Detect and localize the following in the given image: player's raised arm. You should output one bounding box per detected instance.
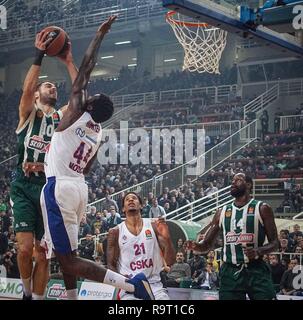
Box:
[152,218,175,266]
[186,208,221,254]
[17,31,52,130]
[68,15,117,114]
[57,41,78,85]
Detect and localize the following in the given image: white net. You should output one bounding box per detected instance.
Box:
[166,11,227,74]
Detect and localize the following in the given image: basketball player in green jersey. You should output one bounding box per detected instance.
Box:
[187,173,279,300]
[10,31,78,300]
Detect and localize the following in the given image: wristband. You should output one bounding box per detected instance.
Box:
[33,48,45,66]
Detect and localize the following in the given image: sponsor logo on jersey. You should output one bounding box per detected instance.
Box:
[28,135,49,152]
[225,231,254,245]
[52,112,59,120]
[145,229,152,239]
[130,258,153,271]
[86,120,100,133]
[20,222,29,227]
[76,127,86,138]
[122,235,127,241]
[225,209,232,218]
[47,283,67,300]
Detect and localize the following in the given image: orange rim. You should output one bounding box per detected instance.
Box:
[166,11,209,28]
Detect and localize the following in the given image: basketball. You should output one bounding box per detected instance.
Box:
[41,26,69,57]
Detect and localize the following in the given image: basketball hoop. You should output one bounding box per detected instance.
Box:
[166,11,227,74]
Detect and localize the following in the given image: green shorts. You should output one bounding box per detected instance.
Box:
[10,178,45,241]
[219,260,276,300]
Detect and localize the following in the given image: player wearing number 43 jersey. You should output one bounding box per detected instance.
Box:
[40,16,155,300]
[107,192,176,300]
[186,173,279,300]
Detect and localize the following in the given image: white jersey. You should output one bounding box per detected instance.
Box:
[45,112,102,180]
[117,218,163,284]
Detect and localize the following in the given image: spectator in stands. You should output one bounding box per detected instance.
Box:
[107,206,122,229]
[158,193,170,208]
[149,198,166,218]
[204,182,218,197]
[269,254,286,289]
[78,215,91,240]
[102,193,119,212]
[260,110,269,140]
[279,239,293,263]
[78,234,95,261]
[3,247,19,279]
[187,251,206,278]
[207,250,219,273]
[279,229,295,252]
[289,224,303,241]
[177,193,190,207]
[0,232,8,255]
[274,112,281,133]
[294,246,303,262]
[0,204,10,234]
[191,262,219,290]
[263,254,270,264]
[141,197,151,218]
[163,202,171,214]
[279,257,302,296]
[293,184,303,212]
[165,252,191,288]
[86,205,97,226]
[147,192,154,206]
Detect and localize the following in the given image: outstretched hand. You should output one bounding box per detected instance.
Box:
[35,31,53,51]
[98,15,117,35]
[57,40,73,64]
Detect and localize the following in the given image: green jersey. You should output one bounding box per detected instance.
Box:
[219,198,266,265]
[15,105,63,181]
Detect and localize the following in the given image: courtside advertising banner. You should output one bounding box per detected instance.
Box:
[79,281,116,300]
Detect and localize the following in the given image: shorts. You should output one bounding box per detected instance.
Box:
[119,281,169,300]
[40,176,88,259]
[10,178,45,240]
[219,260,276,300]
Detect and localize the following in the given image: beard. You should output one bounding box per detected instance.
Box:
[231,186,246,198]
[39,93,57,107]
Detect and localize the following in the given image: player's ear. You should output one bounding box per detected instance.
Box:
[34,91,39,100]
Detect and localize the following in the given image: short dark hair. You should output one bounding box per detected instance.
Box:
[35,81,55,91]
[122,192,143,207]
[88,93,114,123]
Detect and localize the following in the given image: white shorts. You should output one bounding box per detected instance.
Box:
[119,281,169,300]
[40,176,88,259]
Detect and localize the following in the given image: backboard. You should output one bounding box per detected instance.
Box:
[162,0,303,57]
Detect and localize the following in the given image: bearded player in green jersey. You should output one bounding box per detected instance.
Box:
[9,31,78,300]
[187,173,279,300]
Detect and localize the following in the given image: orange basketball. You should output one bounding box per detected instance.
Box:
[41,26,69,57]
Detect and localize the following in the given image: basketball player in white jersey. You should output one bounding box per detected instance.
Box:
[10,31,78,300]
[107,192,176,300]
[40,16,154,300]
